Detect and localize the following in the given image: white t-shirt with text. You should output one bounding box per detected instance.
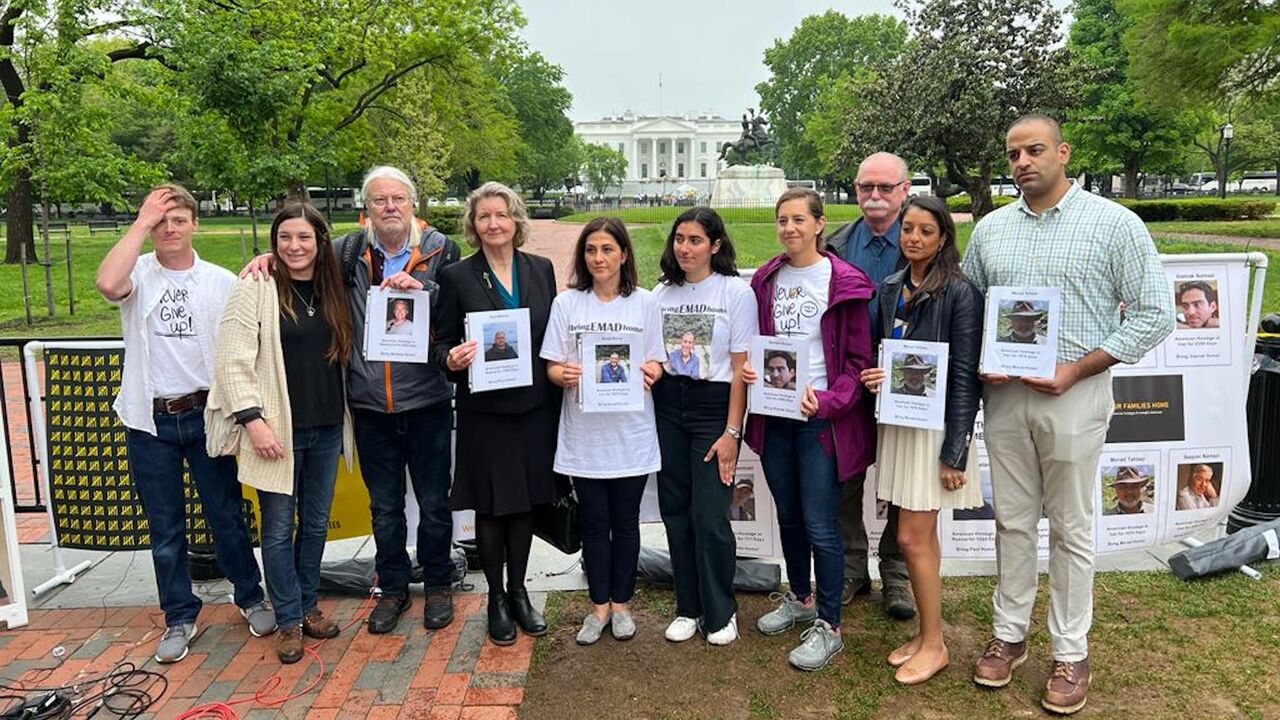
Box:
[772,258,831,391]
[539,288,666,478]
[651,274,757,383]
[148,267,212,397]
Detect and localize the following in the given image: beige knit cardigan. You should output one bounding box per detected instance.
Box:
[205,277,354,495]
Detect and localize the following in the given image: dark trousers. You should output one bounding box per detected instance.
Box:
[654,377,737,631]
[352,402,454,594]
[574,475,647,605]
[759,417,844,627]
[126,409,264,627]
[839,474,909,589]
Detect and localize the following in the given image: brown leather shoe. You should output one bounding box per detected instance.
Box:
[277,625,304,664]
[302,609,340,639]
[1042,657,1091,715]
[973,637,1028,687]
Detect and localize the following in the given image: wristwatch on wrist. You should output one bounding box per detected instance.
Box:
[724,425,742,440]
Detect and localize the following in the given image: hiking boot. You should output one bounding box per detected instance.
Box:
[276,625,304,664]
[302,609,340,639]
[665,616,699,642]
[1042,657,1091,715]
[155,622,197,663]
[788,619,843,671]
[973,637,1028,688]
[756,591,818,636]
[840,578,872,606]
[611,610,636,640]
[576,612,610,645]
[706,614,738,646]
[241,601,277,637]
[424,588,454,630]
[509,587,548,636]
[882,584,916,620]
[367,592,410,634]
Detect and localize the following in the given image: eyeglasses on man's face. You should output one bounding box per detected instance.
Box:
[855,181,906,196]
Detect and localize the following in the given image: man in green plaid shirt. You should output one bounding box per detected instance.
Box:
[962,114,1173,715]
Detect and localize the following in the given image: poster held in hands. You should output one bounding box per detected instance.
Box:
[876,338,948,430]
[748,335,808,421]
[579,331,644,413]
[364,287,430,363]
[466,308,532,393]
[980,286,1060,378]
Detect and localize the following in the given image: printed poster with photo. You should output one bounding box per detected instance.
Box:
[1167,448,1230,539]
[748,335,808,420]
[1165,266,1231,367]
[364,287,430,363]
[466,308,533,393]
[729,448,777,558]
[876,339,948,431]
[1096,451,1161,552]
[661,310,714,380]
[980,286,1060,378]
[578,331,644,413]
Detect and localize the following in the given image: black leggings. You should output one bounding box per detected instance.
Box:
[474,512,534,593]
[574,475,648,605]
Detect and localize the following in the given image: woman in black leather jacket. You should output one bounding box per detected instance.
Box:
[859,195,984,685]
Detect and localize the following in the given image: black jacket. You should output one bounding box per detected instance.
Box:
[872,269,984,470]
[431,248,561,414]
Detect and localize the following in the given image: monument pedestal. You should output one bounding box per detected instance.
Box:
[710,165,788,207]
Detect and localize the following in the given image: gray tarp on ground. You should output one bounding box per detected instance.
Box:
[637,545,781,593]
[1168,517,1280,580]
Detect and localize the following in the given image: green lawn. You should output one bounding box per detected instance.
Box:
[1146,219,1280,239]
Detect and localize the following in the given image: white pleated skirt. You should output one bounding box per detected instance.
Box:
[875,424,983,512]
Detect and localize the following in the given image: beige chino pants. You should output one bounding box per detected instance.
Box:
[983,371,1113,662]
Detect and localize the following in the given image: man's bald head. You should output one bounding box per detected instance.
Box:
[858,152,910,183]
[1009,113,1065,144]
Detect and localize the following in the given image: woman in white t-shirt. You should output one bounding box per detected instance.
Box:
[742,188,877,672]
[651,207,758,647]
[540,216,665,646]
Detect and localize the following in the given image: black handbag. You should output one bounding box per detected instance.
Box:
[533,473,581,554]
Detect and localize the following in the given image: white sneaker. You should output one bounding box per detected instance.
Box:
[706,614,738,646]
[665,616,699,642]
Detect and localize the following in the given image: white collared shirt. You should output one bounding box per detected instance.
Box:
[107,251,235,435]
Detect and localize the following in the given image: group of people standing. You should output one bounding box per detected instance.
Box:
[97,113,1172,716]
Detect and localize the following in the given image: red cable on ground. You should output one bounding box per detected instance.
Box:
[174,590,379,720]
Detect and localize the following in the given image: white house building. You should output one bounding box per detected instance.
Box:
[573,112,744,196]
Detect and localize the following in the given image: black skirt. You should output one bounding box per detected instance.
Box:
[450,400,559,516]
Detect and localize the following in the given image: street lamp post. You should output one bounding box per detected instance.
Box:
[1220,123,1234,199]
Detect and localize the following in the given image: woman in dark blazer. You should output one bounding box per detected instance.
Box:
[431,182,560,646]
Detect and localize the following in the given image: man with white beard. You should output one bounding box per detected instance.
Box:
[824,151,914,620]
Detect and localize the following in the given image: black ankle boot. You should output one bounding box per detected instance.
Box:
[487,591,517,645]
[509,587,548,636]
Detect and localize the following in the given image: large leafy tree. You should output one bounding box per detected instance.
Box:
[840,0,1080,218]
[756,11,906,182]
[1064,0,1198,197]
[580,143,627,197]
[501,47,578,199]
[1122,0,1280,107]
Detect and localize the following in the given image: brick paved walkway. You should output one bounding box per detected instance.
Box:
[0,595,531,719]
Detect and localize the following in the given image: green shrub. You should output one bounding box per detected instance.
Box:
[944,195,1016,213]
[424,205,464,234]
[1115,198,1276,221]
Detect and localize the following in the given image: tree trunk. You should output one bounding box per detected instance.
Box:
[464,168,481,192]
[1124,162,1140,199]
[1275,153,1279,197]
[285,180,308,202]
[968,176,995,220]
[4,164,35,264]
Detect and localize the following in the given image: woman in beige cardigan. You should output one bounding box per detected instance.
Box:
[207,203,354,664]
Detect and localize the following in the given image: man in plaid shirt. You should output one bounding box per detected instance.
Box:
[962,114,1173,715]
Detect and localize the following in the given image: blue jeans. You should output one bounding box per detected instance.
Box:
[352,402,454,594]
[126,409,265,627]
[258,424,342,627]
[759,417,844,626]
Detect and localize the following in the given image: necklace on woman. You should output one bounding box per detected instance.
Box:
[291,284,317,317]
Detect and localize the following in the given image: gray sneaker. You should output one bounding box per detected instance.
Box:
[576,612,610,645]
[756,591,818,636]
[155,622,197,663]
[611,610,636,641]
[241,601,278,637]
[788,619,843,671]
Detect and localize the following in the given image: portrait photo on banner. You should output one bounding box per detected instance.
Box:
[995,299,1050,345]
[1174,461,1224,512]
[1100,464,1156,516]
[662,312,713,380]
[1173,277,1221,331]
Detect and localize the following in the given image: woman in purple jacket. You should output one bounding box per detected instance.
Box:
[743,187,876,671]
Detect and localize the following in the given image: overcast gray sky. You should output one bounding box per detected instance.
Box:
[516,0,900,121]
[517,1,1074,122]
